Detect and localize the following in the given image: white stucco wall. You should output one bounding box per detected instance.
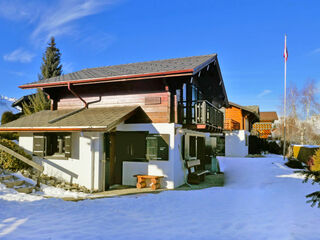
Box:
[19,132,104,191]
[19,123,214,191]
[119,124,209,189]
[225,130,249,157]
[118,123,177,189]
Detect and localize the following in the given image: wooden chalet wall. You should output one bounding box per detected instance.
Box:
[225,106,244,130]
[46,79,171,123]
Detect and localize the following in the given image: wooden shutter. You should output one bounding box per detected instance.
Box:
[146,136,157,160]
[181,135,185,160]
[146,134,169,161]
[33,133,46,157]
[64,134,72,158]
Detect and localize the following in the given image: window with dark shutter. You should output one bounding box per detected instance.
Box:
[64,135,72,158]
[33,132,72,159]
[33,133,46,157]
[146,134,169,161]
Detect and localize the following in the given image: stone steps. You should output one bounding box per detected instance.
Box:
[0,170,35,194]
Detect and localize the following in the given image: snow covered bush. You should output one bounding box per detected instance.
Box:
[0,137,31,171]
[299,148,320,207]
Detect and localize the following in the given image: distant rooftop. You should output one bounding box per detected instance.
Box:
[260,112,278,122]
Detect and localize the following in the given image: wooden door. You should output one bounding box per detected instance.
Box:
[113,132,146,185]
[197,137,205,169]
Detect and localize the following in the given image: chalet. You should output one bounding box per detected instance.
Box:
[223,102,260,157]
[0,54,228,191]
[252,111,278,138]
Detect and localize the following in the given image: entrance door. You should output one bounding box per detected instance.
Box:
[197,136,206,169]
[113,132,147,185]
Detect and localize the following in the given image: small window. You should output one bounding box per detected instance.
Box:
[33,133,72,158]
[189,136,196,158]
[146,134,169,161]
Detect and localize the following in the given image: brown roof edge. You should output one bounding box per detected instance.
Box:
[0,127,109,132]
[19,69,194,89]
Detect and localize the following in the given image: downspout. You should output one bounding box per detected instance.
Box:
[91,136,95,192]
[49,83,101,124]
[68,82,88,108]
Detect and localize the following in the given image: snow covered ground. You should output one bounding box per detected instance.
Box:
[1,155,320,240]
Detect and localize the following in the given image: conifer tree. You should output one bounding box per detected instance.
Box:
[22,89,51,115]
[40,37,62,79]
[22,37,62,114]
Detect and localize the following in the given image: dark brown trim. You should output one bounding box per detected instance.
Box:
[19,69,194,89]
[0,128,108,132]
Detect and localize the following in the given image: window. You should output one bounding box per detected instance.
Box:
[33,133,72,158]
[189,136,196,158]
[146,134,169,161]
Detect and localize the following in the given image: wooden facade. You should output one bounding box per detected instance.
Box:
[224,104,259,131]
[42,59,228,133]
[252,111,278,138]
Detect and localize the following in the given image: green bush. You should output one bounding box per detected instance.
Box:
[285,157,304,169]
[0,111,21,140]
[268,141,281,154]
[0,137,31,171]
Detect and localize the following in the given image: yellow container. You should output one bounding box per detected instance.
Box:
[292,145,319,164]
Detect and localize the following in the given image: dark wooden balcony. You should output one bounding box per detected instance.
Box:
[178,100,224,132]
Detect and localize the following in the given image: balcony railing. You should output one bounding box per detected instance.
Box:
[178,100,224,129]
[224,118,240,130]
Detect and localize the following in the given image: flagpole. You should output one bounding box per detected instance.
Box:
[283,34,287,160]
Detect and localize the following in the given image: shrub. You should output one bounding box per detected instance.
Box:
[0,137,31,171]
[285,157,304,169]
[268,141,281,154]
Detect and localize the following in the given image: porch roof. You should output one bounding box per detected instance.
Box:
[0,106,141,132]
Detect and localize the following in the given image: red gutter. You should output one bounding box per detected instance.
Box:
[19,69,194,89]
[67,82,88,108]
[0,128,107,132]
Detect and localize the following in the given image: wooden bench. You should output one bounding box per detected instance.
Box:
[134,175,164,190]
[186,159,209,184]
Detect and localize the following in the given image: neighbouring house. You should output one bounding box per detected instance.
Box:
[0,54,228,191]
[11,94,37,113]
[252,111,278,139]
[223,102,260,157]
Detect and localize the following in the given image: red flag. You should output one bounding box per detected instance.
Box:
[284,35,288,61]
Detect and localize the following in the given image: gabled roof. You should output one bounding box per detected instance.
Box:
[260,111,278,122]
[228,102,260,119]
[0,106,141,132]
[11,94,36,108]
[20,54,217,89]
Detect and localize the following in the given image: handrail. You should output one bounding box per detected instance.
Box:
[180,100,220,111]
[178,100,224,128]
[0,143,44,172]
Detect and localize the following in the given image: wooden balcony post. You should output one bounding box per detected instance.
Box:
[201,101,206,124]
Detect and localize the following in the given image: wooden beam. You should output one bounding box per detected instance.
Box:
[0,144,43,172]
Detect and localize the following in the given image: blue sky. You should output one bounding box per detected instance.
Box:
[0,0,319,113]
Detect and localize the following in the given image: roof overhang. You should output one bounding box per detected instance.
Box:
[0,127,109,132]
[19,69,194,89]
[0,106,145,132]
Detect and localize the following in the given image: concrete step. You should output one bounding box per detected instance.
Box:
[0,175,14,181]
[15,187,34,194]
[4,180,25,188]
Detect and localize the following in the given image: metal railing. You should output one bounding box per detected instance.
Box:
[178,100,224,128]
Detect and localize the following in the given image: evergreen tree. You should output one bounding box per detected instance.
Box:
[22,36,62,114]
[1,111,19,124]
[40,36,62,79]
[22,89,51,115]
[298,148,320,208]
